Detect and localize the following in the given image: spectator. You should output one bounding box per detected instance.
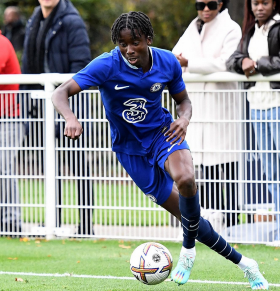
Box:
[227,0,280,241]
[22,0,94,236]
[172,0,242,229]
[0,32,25,235]
[2,6,25,52]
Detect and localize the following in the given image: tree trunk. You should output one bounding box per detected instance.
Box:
[228,0,245,27]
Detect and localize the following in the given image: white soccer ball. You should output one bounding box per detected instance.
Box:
[130,242,173,285]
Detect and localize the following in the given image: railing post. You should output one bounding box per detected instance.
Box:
[44,80,56,239]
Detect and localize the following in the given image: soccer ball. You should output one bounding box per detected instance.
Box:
[130,242,173,285]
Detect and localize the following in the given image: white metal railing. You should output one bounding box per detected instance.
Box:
[0,72,279,245]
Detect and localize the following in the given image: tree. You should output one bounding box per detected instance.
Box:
[228,0,245,26]
[1,0,243,58]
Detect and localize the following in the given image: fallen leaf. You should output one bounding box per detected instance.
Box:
[35,240,40,244]
[252,245,255,248]
[274,258,278,261]
[98,238,105,242]
[102,246,107,248]
[77,261,80,263]
[47,255,51,257]
[15,278,24,282]
[8,257,18,260]
[20,238,29,242]
[233,244,239,249]
[93,240,97,243]
[260,262,265,264]
[62,240,65,245]
[119,240,124,244]
[119,244,131,249]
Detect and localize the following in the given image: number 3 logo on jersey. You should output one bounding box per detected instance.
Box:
[122,98,148,123]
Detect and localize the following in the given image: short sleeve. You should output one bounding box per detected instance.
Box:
[72,53,114,90]
[167,55,186,95]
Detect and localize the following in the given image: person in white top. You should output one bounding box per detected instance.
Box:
[173,0,242,229]
[227,0,280,242]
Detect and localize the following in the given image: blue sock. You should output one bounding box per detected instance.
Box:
[179,191,200,249]
[197,217,242,264]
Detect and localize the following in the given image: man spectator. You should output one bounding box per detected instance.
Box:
[22,0,94,236]
[0,32,24,235]
[2,6,25,52]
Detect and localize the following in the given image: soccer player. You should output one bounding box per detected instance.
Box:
[51,11,269,289]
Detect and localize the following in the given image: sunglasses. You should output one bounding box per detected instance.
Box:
[195,1,219,11]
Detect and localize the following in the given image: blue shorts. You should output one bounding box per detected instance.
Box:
[116,132,190,205]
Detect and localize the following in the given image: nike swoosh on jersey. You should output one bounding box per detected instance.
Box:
[167,142,178,152]
[115,85,130,90]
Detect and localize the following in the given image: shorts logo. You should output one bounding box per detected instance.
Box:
[146,194,157,203]
[150,83,162,93]
[167,143,178,152]
[122,98,148,123]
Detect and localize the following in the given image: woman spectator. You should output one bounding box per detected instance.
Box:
[173,0,242,230]
[227,0,280,241]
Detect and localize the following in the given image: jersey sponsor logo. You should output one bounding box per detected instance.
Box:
[122,98,148,123]
[115,85,130,90]
[167,142,178,152]
[146,194,157,203]
[150,83,162,92]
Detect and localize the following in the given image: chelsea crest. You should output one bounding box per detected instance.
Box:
[150,83,162,92]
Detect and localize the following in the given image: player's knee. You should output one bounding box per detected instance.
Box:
[175,174,196,197]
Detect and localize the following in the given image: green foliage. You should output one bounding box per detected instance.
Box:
[1,0,196,58]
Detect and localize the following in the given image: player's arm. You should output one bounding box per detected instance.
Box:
[164,89,192,145]
[51,78,83,140]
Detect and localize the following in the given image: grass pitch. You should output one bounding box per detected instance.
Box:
[0,238,279,290]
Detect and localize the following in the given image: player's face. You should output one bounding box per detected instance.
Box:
[196,0,223,23]
[251,0,276,27]
[38,0,60,9]
[118,28,152,71]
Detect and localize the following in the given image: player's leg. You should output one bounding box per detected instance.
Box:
[161,185,269,290]
[164,149,199,284]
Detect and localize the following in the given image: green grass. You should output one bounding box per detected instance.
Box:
[0,238,279,290]
[19,180,169,226]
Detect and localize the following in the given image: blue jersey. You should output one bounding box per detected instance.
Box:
[72,46,185,156]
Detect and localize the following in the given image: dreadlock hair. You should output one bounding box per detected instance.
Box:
[111,11,154,44]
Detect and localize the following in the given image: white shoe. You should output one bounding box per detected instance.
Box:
[241,259,269,290]
[171,250,195,285]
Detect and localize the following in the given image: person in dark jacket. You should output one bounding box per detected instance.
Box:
[226,0,280,242]
[2,6,25,52]
[22,0,94,236]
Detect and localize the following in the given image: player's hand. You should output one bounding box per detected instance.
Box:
[174,53,188,67]
[242,58,256,78]
[64,117,83,140]
[164,117,189,145]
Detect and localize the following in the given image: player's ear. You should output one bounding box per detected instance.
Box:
[147,36,152,45]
